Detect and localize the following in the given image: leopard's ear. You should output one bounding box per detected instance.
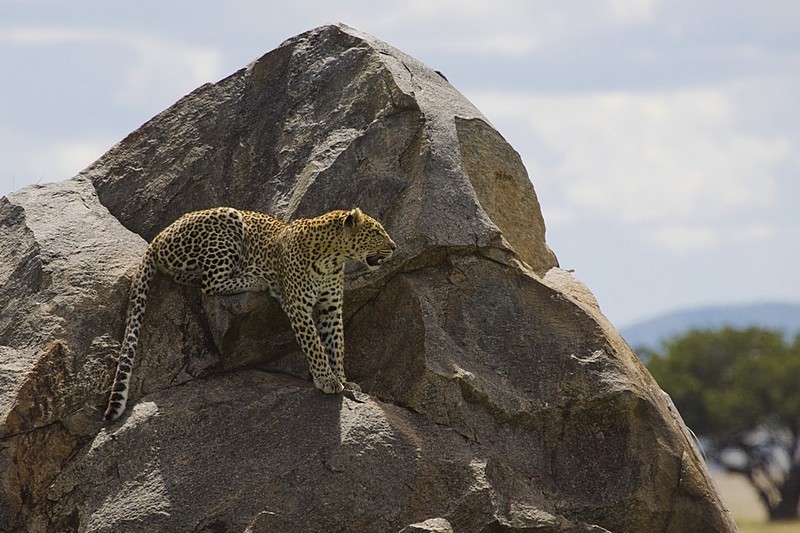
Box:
[344,208,365,229]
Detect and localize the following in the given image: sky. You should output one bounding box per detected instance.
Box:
[1,1,799,328]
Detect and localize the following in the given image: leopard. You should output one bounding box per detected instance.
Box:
[104,206,396,421]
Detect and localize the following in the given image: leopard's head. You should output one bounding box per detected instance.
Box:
[343,208,396,271]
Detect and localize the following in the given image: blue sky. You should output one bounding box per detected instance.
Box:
[2,1,799,327]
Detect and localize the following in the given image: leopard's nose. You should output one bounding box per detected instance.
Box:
[390,240,397,251]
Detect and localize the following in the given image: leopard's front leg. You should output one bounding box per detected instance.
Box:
[285,301,344,394]
[317,290,360,392]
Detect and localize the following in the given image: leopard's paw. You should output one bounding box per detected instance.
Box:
[314,374,344,394]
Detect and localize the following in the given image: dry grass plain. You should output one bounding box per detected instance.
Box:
[713,471,800,533]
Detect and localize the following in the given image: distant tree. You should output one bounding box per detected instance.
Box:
[644,327,800,521]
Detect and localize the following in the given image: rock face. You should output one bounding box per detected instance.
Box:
[0,24,736,533]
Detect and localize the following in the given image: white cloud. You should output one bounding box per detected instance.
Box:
[648,224,719,253]
[0,26,223,106]
[439,33,544,57]
[116,35,223,106]
[43,139,114,178]
[470,86,792,227]
[0,27,94,45]
[645,222,779,254]
[326,0,659,56]
[729,223,777,243]
[1,136,115,194]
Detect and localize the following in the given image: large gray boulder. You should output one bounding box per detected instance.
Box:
[0,24,736,532]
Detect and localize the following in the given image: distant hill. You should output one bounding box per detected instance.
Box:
[620,302,800,350]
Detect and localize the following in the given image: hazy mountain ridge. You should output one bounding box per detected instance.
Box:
[620,302,800,350]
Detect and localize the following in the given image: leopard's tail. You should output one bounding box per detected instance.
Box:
[104,248,157,421]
